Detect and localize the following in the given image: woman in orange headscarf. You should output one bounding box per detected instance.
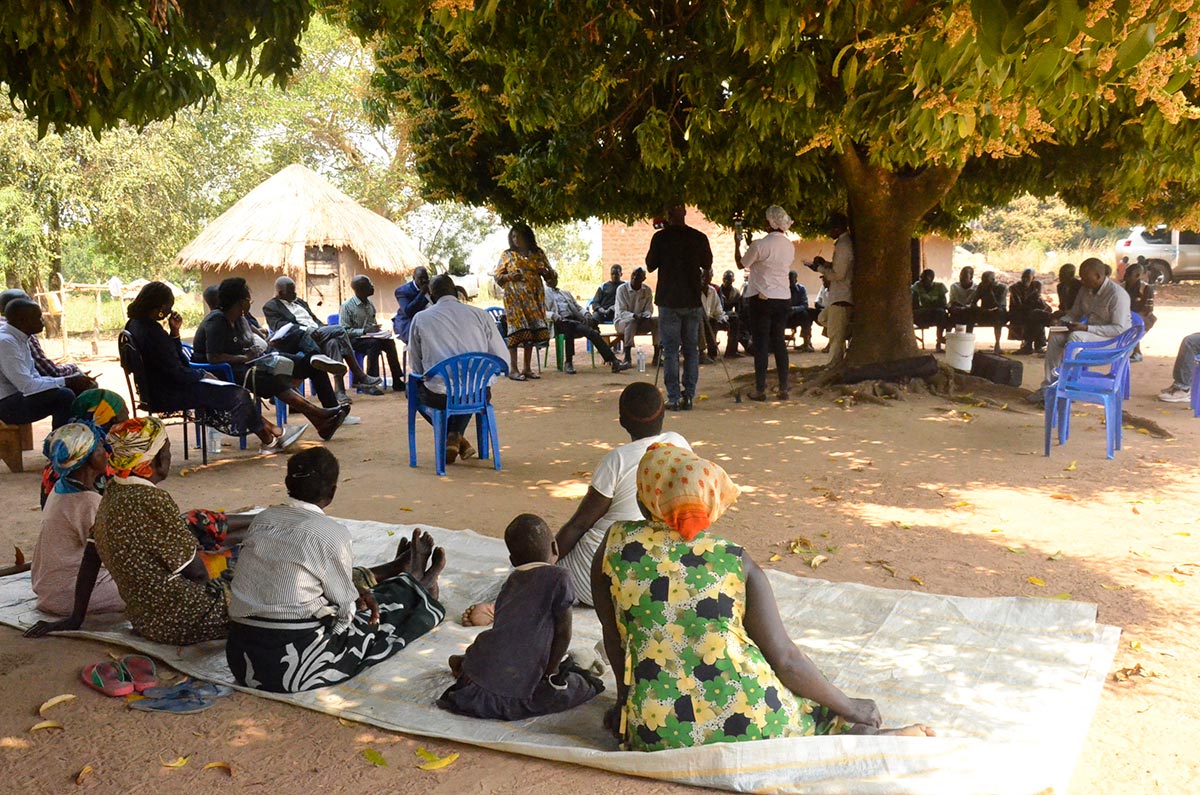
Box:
[592,443,931,751]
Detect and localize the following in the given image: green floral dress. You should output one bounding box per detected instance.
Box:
[601,520,844,751]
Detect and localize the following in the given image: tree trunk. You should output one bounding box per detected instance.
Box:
[836,148,961,369]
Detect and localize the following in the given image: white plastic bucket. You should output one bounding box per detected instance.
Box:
[944,331,976,372]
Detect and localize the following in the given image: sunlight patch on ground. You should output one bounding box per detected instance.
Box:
[549,482,589,499]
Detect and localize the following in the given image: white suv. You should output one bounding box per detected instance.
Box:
[1114,226,1200,283]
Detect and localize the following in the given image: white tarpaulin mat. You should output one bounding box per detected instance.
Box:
[0,519,1118,794]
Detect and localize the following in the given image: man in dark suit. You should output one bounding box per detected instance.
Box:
[263,276,384,399]
[392,266,431,344]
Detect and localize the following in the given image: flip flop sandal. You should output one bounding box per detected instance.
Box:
[507,372,527,381]
[81,661,135,697]
[128,695,217,715]
[120,654,159,693]
[141,679,234,700]
[524,371,541,379]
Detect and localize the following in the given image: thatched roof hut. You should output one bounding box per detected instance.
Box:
[177,164,427,316]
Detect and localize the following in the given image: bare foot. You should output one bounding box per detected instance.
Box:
[394,535,411,562]
[419,547,446,600]
[461,601,495,626]
[448,654,464,677]
[404,529,432,575]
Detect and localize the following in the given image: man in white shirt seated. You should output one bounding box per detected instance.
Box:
[614,267,659,367]
[408,275,510,464]
[461,383,689,626]
[544,271,629,374]
[263,276,384,399]
[1029,257,1132,403]
[0,300,95,429]
[699,266,736,363]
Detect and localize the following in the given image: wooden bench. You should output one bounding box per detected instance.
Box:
[0,421,34,473]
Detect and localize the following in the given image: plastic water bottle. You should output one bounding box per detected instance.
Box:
[207,427,222,454]
[636,347,646,373]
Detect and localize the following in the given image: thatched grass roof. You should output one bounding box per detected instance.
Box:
[176,164,427,277]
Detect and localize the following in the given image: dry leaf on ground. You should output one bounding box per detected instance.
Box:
[809,555,828,569]
[1050,493,1077,502]
[415,748,459,770]
[37,694,75,717]
[1027,576,1046,587]
[767,553,782,562]
[159,756,189,769]
[75,765,93,785]
[909,575,925,586]
[362,748,387,767]
[29,721,63,733]
[203,762,234,776]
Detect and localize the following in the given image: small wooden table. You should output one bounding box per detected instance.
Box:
[0,421,34,473]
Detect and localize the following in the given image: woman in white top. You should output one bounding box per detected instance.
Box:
[31,422,125,616]
[736,205,797,400]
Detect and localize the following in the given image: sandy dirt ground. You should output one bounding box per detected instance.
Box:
[1,302,1198,794]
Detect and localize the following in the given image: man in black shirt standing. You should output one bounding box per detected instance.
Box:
[645,204,712,411]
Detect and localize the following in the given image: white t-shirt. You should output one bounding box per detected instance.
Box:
[559,431,691,604]
[741,231,794,300]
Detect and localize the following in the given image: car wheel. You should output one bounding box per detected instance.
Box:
[1147,261,1172,285]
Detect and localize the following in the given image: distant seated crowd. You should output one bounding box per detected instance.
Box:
[908,258,1157,360]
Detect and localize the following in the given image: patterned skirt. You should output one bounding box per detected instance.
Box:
[225,573,445,693]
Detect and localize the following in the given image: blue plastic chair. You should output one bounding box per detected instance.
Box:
[485,306,506,339]
[1191,354,1200,418]
[181,343,248,450]
[1043,325,1143,459]
[407,353,508,476]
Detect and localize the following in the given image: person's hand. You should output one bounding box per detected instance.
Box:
[837,697,882,728]
[65,373,97,393]
[24,615,82,638]
[168,311,183,336]
[367,323,381,333]
[356,588,380,625]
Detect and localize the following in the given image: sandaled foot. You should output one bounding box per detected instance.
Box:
[458,437,477,460]
[445,432,460,465]
[522,370,540,379]
[507,372,527,381]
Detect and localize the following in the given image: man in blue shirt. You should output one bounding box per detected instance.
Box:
[393,266,431,343]
[786,270,815,352]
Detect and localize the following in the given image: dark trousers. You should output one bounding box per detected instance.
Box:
[0,387,75,429]
[418,383,476,435]
[748,297,791,392]
[234,354,337,408]
[556,318,616,363]
[913,307,951,342]
[702,315,740,357]
[587,307,614,325]
[150,379,265,435]
[352,337,404,386]
[786,307,813,336]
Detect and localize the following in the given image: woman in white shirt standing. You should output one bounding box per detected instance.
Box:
[735,205,797,401]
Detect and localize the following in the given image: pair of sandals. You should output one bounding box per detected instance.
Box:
[82,656,231,715]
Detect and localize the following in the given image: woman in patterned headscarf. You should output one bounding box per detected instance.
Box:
[30,422,125,616]
[38,388,129,508]
[25,417,230,644]
[592,443,931,751]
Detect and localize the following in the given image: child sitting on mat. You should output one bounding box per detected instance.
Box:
[438,513,604,720]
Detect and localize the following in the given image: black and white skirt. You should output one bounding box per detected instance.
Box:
[226,573,445,693]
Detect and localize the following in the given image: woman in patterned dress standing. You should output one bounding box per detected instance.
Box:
[494,223,555,380]
[592,443,932,750]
